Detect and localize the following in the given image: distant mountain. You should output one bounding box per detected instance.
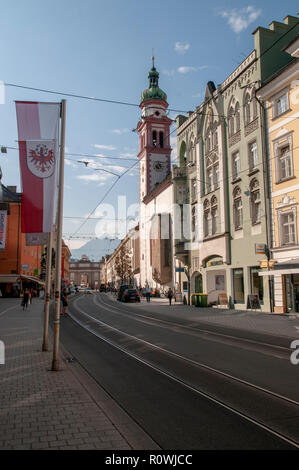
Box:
[70,237,121,261]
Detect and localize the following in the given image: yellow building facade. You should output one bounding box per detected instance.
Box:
[258,37,299,313]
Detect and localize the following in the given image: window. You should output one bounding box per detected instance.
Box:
[233,187,243,230]
[235,103,240,132]
[280,211,296,245]
[278,145,292,180]
[233,268,244,303]
[206,154,219,193]
[232,151,240,179]
[152,131,157,147]
[274,92,289,117]
[203,199,211,237]
[244,93,251,125]
[191,179,197,202]
[228,107,234,136]
[248,141,258,171]
[211,196,218,235]
[159,132,164,148]
[250,179,261,224]
[191,206,197,241]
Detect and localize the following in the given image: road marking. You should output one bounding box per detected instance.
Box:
[67,300,299,449]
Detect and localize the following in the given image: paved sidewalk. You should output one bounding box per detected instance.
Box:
[106,293,299,340]
[0,299,158,450]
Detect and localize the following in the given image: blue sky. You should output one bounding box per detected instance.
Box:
[0,0,298,251]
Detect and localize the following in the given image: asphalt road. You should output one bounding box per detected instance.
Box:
[58,293,299,450]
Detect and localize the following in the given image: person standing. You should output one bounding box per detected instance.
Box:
[22,289,30,310]
[145,287,151,303]
[168,287,173,306]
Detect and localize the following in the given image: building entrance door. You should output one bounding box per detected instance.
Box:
[195,274,203,293]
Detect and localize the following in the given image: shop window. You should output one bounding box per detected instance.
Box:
[250,267,263,302]
[233,268,244,304]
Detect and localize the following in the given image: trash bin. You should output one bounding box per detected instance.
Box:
[193,293,208,307]
[199,293,208,307]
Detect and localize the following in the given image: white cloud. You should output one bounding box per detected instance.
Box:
[174,42,190,54]
[219,6,262,34]
[94,144,117,150]
[178,65,208,74]
[111,128,130,135]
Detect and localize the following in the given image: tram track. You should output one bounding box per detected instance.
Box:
[67,293,299,449]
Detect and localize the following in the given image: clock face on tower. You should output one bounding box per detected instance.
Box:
[153,161,164,172]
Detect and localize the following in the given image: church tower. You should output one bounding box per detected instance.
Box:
[137,58,172,200]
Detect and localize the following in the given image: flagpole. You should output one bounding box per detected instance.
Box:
[52,99,66,371]
[42,231,53,351]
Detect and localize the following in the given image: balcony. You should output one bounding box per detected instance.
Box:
[172,165,187,180]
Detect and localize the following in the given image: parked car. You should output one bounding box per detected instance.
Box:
[121,289,140,303]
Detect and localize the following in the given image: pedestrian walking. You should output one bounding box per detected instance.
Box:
[22,289,30,311]
[167,287,173,306]
[61,288,69,315]
[145,287,151,303]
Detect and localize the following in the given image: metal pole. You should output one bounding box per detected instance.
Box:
[42,231,53,351]
[51,100,66,371]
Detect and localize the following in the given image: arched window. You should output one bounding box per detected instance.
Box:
[159,131,164,148]
[228,106,234,136]
[235,102,240,132]
[152,131,157,147]
[233,187,243,230]
[191,206,197,241]
[250,179,261,224]
[244,93,251,125]
[211,196,218,235]
[203,199,211,237]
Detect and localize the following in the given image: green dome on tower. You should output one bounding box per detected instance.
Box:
[141,57,167,104]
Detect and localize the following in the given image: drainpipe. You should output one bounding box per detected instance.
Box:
[256,92,274,312]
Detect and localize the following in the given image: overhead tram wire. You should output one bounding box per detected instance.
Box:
[70,159,139,238]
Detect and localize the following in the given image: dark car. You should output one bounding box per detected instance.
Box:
[121,289,140,302]
[117,285,129,301]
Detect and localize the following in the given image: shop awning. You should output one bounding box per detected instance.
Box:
[21,275,45,286]
[0,274,45,286]
[0,274,18,283]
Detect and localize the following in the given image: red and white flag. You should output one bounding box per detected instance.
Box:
[15,101,60,233]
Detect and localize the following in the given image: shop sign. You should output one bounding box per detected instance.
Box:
[255,243,266,254]
[21,264,29,270]
[260,259,268,269]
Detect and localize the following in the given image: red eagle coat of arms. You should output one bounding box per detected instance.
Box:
[26,141,56,178]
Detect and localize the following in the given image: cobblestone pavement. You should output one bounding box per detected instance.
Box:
[0,299,158,450]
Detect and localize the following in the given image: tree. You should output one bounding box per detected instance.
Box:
[114,244,132,284]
